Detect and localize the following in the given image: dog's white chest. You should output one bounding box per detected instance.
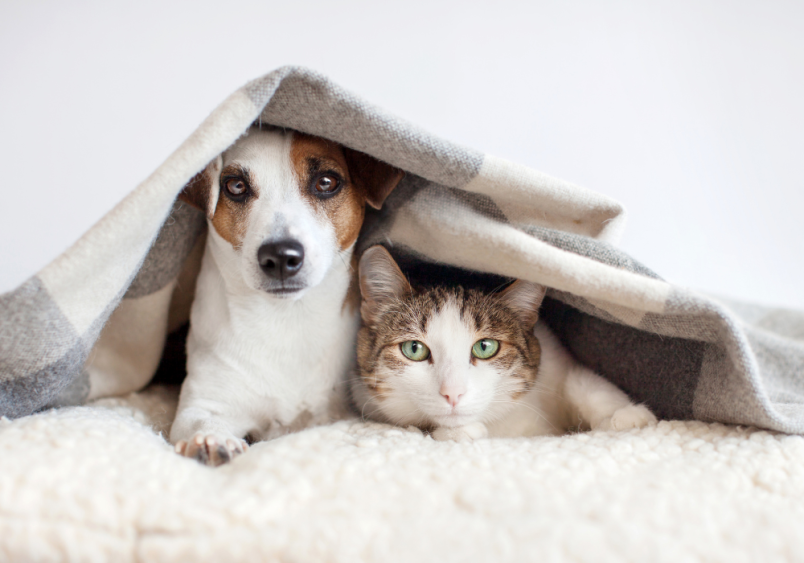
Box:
[179,236,358,435]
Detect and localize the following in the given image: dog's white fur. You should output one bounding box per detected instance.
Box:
[170,129,376,464]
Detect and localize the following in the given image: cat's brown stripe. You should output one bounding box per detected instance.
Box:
[356,282,541,407]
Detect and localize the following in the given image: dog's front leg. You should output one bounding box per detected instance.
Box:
[171,416,251,467]
[170,378,256,466]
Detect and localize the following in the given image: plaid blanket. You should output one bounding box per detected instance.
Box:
[1,66,803,432]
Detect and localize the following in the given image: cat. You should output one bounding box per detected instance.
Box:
[351,246,657,441]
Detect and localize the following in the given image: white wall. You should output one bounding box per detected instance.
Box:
[1,0,802,308]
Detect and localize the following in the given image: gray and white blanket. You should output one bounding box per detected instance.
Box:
[1,66,802,433]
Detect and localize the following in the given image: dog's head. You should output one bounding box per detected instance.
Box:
[180,127,404,298]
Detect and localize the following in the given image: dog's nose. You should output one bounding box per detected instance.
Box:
[257,240,305,279]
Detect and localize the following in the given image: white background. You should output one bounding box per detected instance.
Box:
[1,0,802,307]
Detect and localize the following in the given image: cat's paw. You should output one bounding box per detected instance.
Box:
[174,432,249,466]
[594,404,657,432]
[432,422,489,442]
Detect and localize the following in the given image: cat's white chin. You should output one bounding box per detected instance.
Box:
[431,413,479,428]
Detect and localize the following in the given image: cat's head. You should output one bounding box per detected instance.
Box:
[354,246,546,430]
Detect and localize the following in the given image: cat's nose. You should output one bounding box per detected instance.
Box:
[440,386,464,408]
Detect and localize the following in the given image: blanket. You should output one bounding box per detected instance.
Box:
[1,65,803,433]
[1,387,803,562]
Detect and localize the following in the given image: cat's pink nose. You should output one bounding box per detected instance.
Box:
[441,391,463,407]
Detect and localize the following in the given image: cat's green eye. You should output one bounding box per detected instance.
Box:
[472,338,500,360]
[400,340,430,361]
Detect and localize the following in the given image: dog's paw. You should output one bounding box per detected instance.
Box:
[432,422,488,442]
[174,432,249,467]
[594,404,658,432]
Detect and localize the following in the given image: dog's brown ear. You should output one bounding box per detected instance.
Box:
[343,148,405,210]
[178,156,222,220]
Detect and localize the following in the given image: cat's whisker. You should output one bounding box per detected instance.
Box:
[511,386,561,398]
[360,399,372,423]
[335,375,367,386]
[336,249,352,272]
[489,279,514,295]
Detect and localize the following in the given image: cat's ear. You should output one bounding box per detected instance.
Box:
[498,280,547,328]
[359,246,412,324]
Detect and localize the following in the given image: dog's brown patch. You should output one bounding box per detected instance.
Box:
[290,133,366,251]
[342,148,405,210]
[197,130,403,252]
[210,164,257,249]
[290,133,404,250]
[179,158,221,218]
[342,251,362,314]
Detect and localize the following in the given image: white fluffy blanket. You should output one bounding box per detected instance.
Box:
[2,387,803,562]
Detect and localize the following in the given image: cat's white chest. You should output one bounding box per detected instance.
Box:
[485,322,575,438]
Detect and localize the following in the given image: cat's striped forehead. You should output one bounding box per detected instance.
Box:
[374,286,526,341]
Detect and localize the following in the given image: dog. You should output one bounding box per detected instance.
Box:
[170,126,403,465]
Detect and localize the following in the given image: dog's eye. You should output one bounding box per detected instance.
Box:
[315,175,340,194]
[225,178,248,197]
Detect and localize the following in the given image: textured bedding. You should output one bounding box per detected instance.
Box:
[2,387,803,562]
[2,66,804,561]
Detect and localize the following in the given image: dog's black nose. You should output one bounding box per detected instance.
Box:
[258,240,305,279]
